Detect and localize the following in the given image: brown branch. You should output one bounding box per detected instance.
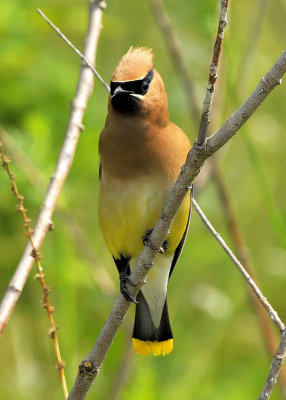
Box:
[192,197,285,332]
[197,0,230,146]
[258,330,286,400]
[0,144,68,399]
[67,50,286,400]
[0,0,106,336]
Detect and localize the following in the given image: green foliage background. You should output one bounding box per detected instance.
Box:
[1,0,286,399]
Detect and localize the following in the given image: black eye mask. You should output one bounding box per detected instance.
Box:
[110,69,154,96]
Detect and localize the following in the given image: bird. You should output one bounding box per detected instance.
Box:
[98,47,191,356]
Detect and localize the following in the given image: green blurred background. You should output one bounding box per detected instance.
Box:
[1,0,286,399]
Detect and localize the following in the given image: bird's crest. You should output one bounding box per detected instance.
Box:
[112,47,154,82]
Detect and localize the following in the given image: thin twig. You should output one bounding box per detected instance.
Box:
[196,0,230,147]
[67,49,286,400]
[37,8,110,93]
[258,330,286,400]
[192,197,285,332]
[0,0,106,336]
[0,144,68,399]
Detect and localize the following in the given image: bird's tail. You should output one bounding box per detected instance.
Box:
[132,290,173,356]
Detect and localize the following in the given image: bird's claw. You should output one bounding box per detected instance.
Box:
[119,272,138,304]
[142,228,167,254]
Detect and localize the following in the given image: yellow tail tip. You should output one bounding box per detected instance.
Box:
[132,338,173,356]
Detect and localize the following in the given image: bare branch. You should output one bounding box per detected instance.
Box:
[0,0,106,336]
[68,49,286,400]
[192,197,285,332]
[0,144,68,399]
[258,330,286,400]
[197,0,230,147]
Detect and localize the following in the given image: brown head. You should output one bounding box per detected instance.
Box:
[109,47,169,126]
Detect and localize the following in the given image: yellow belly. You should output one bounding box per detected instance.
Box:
[98,174,190,259]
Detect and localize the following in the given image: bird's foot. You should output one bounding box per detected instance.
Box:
[119,271,138,304]
[142,228,167,254]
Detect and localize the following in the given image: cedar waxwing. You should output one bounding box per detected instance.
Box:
[98,47,191,356]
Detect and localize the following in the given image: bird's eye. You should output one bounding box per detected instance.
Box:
[142,82,149,92]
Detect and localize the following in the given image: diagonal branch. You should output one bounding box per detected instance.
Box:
[0,0,106,336]
[67,49,286,400]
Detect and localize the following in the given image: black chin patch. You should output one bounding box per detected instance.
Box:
[111,92,140,113]
[110,69,154,114]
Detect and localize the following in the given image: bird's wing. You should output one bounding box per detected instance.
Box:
[169,187,193,279]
